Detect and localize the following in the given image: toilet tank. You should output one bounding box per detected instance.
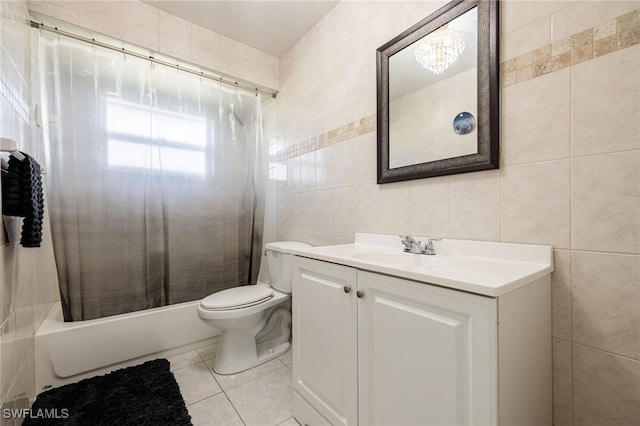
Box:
[265,241,311,293]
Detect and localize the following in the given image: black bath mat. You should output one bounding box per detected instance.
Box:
[24,358,192,426]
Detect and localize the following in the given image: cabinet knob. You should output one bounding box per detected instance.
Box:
[343,286,352,294]
[356,290,364,298]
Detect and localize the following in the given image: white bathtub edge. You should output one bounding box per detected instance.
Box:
[35,301,219,392]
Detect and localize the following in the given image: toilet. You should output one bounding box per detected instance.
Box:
[197,241,311,374]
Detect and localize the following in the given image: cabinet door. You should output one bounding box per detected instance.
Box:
[357,271,498,426]
[292,257,358,426]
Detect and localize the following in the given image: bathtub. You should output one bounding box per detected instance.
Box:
[35,300,218,392]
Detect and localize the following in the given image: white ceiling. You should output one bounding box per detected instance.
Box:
[144,1,339,57]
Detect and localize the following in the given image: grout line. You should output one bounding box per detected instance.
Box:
[568,248,574,423]
[185,389,225,408]
[569,248,640,257]
[223,391,247,426]
[570,341,640,364]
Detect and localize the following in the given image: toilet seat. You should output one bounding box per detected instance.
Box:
[200,285,274,311]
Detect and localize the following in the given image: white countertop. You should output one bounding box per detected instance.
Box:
[289,233,554,297]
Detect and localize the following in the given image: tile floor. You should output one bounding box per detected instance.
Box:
[168,339,297,426]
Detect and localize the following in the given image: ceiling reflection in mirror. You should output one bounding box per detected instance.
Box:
[389,7,478,169]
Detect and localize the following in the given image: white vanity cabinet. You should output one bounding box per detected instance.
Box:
[292,258,358,426]
[292,255,552,426]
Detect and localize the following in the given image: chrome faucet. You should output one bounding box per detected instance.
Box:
[399,235,442,255]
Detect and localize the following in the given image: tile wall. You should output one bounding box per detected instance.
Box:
[27,0,279,91]
[267,1,640,424]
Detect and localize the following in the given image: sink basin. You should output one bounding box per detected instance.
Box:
[351,252,446,268]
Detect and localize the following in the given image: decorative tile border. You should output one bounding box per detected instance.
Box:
[274,113,376,162]
[502,8,639,88]
[276,8,640,162]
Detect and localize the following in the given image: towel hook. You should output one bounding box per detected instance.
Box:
[0,138,26,161]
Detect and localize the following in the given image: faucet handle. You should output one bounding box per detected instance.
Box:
[424,237,442,255]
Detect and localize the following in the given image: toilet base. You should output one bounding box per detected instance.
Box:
[214,340,290,375]
[213,307,292,375]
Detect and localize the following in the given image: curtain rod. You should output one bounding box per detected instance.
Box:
[30,21,278,99]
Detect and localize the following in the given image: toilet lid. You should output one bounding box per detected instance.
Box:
[201,285,273,310]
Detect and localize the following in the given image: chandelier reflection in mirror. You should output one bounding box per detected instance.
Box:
[414,24,466,74]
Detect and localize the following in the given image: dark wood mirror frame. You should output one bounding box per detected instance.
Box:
[376,0,499,184]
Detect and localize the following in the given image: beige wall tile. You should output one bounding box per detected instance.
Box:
[572,45,640,156]
[501,0,573,36]
[552,37,571,56]
[78,1,122,40]
[314,232,354,247]
[287,193,304,231]
[243,49,278,90]
[331,186,366,235]
[191,24,223,74]
[552,51,572,71]
[572,251,640,359]
[593,34,618,57]
[275,195,288,231]
[618,9,640,32]
[298,192,318,233]
[409,177,449,238]
[321,141,352,190]
[313,190,333,233]
[552,338,572,426]
[378,181,411,235]
[515,65,533,82]
[215,34,249,83]
[501,161,571,248]
[515,52,533,69]
[286,156,301,194]
[501,69,571,165]
[345,134,376,187]
[28,1,80,24]
[31,1,278,90]
[594,19,617,40]
[330,188,356,234]
[500,15,551,61]
[573,344,640,425]
[352,184,380,234]
[314,148,328,191]
[572,151,640,254]
[534,44,552,62]
[501,70,516,88]
[299,151,316,192]
[551,0,639,42]
[617,24,640,49]
[552,250,572,341]
[157,10,192,63]
[449,170,501,241]
[122,1,159,52]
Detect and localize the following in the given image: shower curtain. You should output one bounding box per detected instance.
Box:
[37,32,265,321]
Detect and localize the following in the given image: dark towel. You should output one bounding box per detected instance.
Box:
[2,152,44,247]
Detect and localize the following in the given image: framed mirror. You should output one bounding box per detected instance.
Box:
[376,0,499,183]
